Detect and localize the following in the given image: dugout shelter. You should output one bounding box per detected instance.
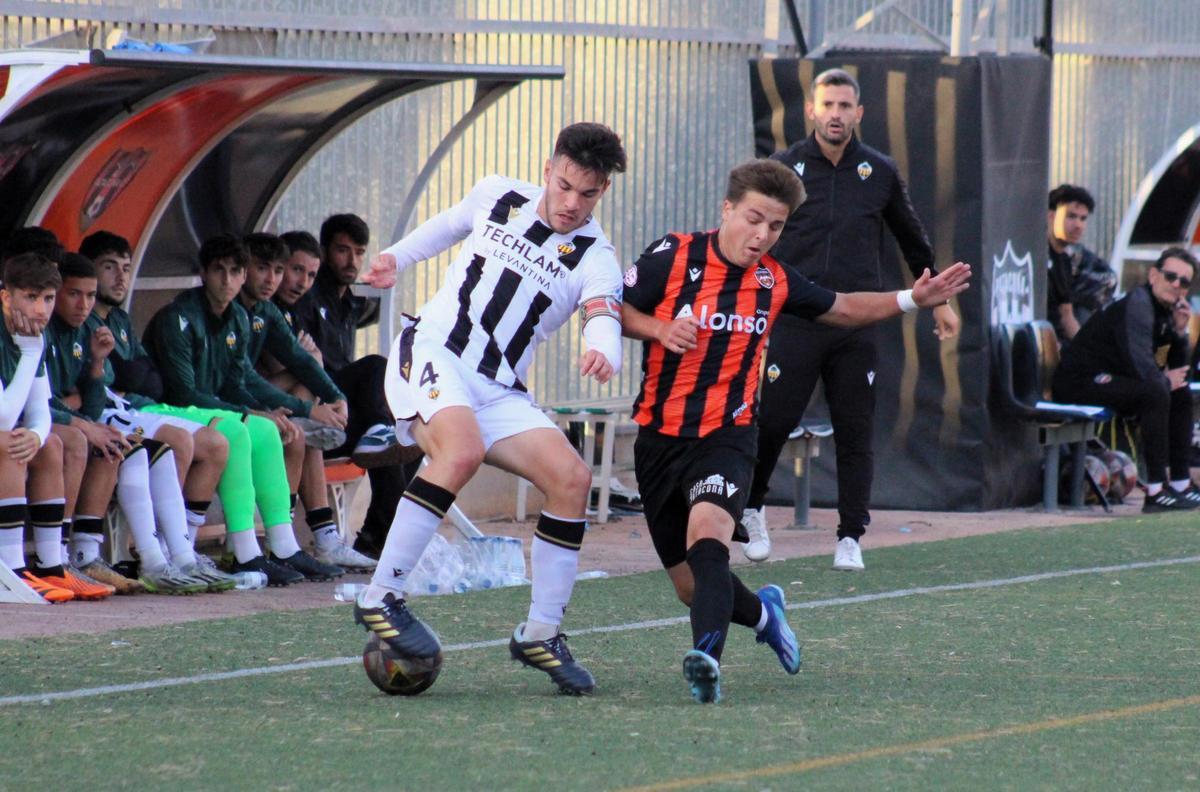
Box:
[0,48,562,339]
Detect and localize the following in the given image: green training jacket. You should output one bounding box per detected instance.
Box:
[142,287,265,415]
[84,307,156,412]
[45,313,107,425]
[242,296,344,416]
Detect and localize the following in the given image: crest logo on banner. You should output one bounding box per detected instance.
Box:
[989,240,1034,325]
[81,148,151,230]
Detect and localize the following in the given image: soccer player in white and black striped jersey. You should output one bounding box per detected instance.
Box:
[354,123,627,695]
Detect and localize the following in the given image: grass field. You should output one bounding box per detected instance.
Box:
[2,513,1199,790]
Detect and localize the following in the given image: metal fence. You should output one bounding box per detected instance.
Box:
[6,0,1200,400]
[3,0,779,405]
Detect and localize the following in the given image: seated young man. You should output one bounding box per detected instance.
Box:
[47,254,224,593]
[81,231,231,577]
[621,160,971,703]
[291,217,420,560]
[0,252,95,602]
[143,233,342,584]
[240,232,375,570]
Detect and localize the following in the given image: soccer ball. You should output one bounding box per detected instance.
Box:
[1082,454,1110,504]
[361,633,443,696]
[1101,449,1138,503]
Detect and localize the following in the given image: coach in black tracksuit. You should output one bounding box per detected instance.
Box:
[742,68,961,571]
[1053,247,1198,513]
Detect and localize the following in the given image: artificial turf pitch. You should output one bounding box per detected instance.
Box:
[2,513,1199,790]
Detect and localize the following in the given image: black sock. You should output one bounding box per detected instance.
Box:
[307,507,336,531]
[686,538,733,663]
[729,572,764,630]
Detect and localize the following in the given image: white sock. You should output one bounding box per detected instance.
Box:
[1170,479,1191,493]
[29,498,66,570]
[228,529,263,564]
[266,524,302,559]
[366,491,447,604]
[71,532,104,566]
[313,525,340,551]
[34,526,62,570]
[754,606,769,633]
[185,511,205,546]
[148,450,196,567]
[526,512,587,631]
[521,620,562,642]
[1147,482,1164,496]
[0,526,24,570]
[117,451,169,573]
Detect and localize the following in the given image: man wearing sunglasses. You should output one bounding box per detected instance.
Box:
[1052,246,1199,512]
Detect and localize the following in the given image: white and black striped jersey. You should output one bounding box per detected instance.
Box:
[382,174,622,391]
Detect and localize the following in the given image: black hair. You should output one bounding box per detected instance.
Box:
[280,230,321,259]
[79,230,132,262]
[198,233,248,271]
[3,226,64,264]
[319,214,370,249]
[811,68,860,100]
[58,252,97,281]
[243,232,289,265]
[1047,184,1095,213]
[1154,246,1198,275]
[553,122,627,176]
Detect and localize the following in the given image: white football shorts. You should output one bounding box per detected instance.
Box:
[384,322,555,452]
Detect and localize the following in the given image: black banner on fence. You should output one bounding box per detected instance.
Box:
[749,54,1051,511]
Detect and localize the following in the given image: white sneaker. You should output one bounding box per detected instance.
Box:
[741,507,771,562]
[315,540,378,571]
[832,537,864,571]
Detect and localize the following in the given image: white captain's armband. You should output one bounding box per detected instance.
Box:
[581,293,622,326]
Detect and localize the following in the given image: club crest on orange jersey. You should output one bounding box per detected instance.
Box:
[754,266,775,289]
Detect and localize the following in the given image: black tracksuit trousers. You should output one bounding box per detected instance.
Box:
[749,317,877,540]
[1053,369,1192,485]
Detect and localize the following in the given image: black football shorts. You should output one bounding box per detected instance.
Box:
[633,424,757,568]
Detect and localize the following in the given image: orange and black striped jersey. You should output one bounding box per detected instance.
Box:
[625,230,835,438]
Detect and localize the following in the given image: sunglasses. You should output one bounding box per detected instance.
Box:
[1161,270,1192,289]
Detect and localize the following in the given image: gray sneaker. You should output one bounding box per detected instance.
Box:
[180,554,238,592]
[293,417,347,451]
[315,540,378,571]
[351,423,421,468]
[139,564,209,595]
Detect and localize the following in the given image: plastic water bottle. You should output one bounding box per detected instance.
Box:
[333,582,367,602]
[233,571,268,590]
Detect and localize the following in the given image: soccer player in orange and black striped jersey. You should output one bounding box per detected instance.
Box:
[622,159,971,703]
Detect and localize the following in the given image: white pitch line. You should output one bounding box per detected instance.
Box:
[2,554,1197,708]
